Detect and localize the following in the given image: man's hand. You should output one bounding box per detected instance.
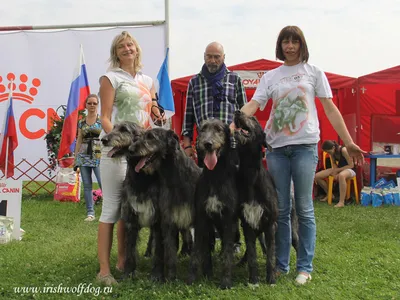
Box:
[229,121,236,135]
[345,142,366,166]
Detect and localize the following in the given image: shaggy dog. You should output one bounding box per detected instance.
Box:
[101,122,164,281]
[233,110,278,285]
[129,128,201,281]
[188,119,240,289]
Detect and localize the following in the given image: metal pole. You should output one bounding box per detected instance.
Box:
[0,20,165,32]
[165,0,170,71]
[356,79,361,148]
[4,136,9,178]
[164,0,173,130]
[4,81,14,179]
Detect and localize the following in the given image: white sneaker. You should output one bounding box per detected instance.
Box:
[84,215,95,222]
[295,273,312,285]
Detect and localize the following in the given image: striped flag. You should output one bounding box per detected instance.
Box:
[0,93,18,178]
[58,45,90,160]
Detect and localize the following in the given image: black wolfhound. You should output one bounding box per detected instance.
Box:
[188,119,240,289]
[129,128,201,281]
[233,111,278,285]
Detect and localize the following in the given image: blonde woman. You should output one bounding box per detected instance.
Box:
[96,31,164,285]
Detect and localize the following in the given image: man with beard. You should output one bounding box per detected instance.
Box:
[182,41,247,157]
[182,42,247,253]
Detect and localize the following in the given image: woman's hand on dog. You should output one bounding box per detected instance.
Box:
[184,146,195,159]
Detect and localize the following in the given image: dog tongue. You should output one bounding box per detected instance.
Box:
[135,158,147,173]
[204,151,217,170]
[107,147,118,158]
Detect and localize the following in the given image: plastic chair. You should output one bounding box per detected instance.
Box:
[323,151,360,205]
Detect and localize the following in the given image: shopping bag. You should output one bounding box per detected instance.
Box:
[360,187,372,206]
[0,216,14,244]
[54,168,81,202]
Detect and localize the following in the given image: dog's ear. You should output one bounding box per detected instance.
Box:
[167,130,180,150]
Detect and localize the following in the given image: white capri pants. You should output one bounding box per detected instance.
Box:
[99,146,127,223]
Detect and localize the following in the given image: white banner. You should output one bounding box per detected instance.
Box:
[0,26,166,179]
[0,179,22,241]
[234,70,268,89]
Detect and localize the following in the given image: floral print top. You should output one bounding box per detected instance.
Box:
[99,69,153,140]
[75,116,102,167]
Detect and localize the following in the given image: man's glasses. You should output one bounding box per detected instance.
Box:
[87,102,98,106]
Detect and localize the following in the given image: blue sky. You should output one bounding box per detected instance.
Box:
[0,0,398,79]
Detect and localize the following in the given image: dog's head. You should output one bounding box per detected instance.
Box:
[196,119,230,171]
[128,128,180,174]
[233,110,267,148]
[101,121,144,158]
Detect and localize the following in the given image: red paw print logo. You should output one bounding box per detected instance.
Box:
[0,72,41,104]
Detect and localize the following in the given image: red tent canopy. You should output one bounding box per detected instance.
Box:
[171,58,357,149]
[356,66,400,151]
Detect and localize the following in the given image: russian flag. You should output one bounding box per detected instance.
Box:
[0,95,19,178]
[156,48,175,119]
[58,45,90,160]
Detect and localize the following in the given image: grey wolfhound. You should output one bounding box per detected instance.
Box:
[188,119,240,289]
[101,121,163,281]
[129,128,201,281]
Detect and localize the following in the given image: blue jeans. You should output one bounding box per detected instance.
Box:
[80,166,102,217]
[266,143,318,274]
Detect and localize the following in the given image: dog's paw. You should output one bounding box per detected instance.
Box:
[247,282,260,290]
[248,277,259,286]
[179,248,191,257]
[219,278,232,290]
[121,271,135,281]
[203,270,213,279]
[266,274,276,285]
[150,273,165,283]
[187,274,196,285]
[144,250,152,258]
[166,273,177,282]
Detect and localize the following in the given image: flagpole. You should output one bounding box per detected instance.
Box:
[165,0,170,73]
[5,133,9,178]
[4,80,14,179]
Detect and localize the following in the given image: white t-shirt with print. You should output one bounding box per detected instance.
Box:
[252,62,333,148]
[99,68,153,138]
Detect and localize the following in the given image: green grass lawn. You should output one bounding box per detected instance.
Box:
[0,195,399,300]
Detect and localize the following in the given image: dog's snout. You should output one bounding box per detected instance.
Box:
[204,141,213,150]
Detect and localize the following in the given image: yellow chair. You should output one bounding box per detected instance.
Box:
[323,151,360,205]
